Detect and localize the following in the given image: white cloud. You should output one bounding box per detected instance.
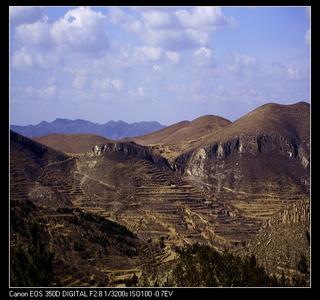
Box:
[143,28,209,51]
[133,46,162,62]
[12,47,58,70]
[168,80,202,95]
[15,21,52,48]
[234,54,256,66]
[152,65,162,72]
[175,7,234,30]
[18,85,58,101]
[192,46,213,66]
[129,86,148,99]
[10,6,45,26]
[51,7,109,53]
[107,7,143,33]
[142,11,171,28]
[72,74,86,89]
[116,7,233,51]
[225,53,258,76]
[125,20,144,33]
[92,78,123,92]
[287,67,303,80]
[166,51,180,64]
[108,7,129,24]
[137,87,146,96]
[13,7,109,55]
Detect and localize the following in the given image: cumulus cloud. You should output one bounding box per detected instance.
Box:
[108,7,129,24]
[175,7,235,30]
[51,7,109,53]
[17,85,58,101]
[152,65,162,72]
[166,51,180,64]
[287,67,303,80]
[15,21,52,48]
[133,46,162,62]
[192,47,213,66]
[92,78,124,92]
[10,6,45,26]
[115,7,233,51]
[143,28,209,51]
[142,10,171,28]
[12,47,58,70]
[14,7,109,54]
[128,86,148,100]
[126,20,144,33]
[72,74,86,89]
[225,53,258,76]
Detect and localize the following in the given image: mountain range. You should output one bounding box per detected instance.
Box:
[10,118,165,140]
[10,101,310,287]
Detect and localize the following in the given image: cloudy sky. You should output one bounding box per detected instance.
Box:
[10,6,310,126]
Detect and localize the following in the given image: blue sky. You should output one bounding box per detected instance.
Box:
[10,6,310,126]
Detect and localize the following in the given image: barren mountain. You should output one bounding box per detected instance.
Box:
[129,115,231,163]
[173,102,309,249]
[197,101,309,148]
[34,134,112,154]
[10,101,310,287]
[131,115,231,145]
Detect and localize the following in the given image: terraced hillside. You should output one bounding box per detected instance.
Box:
[174,102,310,224]
[74,144,263,250]
[10,101,310,286]
[10,199,166,287]
[10,131,167,286]
[241,199,310,282]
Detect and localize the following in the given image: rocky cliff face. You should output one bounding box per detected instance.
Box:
[175,133,310,194]
[88,142,172,170]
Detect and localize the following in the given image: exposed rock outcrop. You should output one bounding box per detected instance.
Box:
[177,133,309,175]
[88,142,172,169]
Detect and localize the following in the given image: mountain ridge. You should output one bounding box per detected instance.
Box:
[11,118,166,140]
[130,115,231,146]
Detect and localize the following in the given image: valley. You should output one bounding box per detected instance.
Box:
[9,102,310,287]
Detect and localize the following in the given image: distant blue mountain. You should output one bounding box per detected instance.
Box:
[11,118,166,140]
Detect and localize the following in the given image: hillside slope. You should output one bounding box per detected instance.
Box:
[130,115,231,163]
[34,133,112,153]
[132,115,231,145]
[174,102,310,220]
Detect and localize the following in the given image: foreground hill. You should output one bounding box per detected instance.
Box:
[33,133,112,153]
[11,118,165,140]
[10,130,168,286]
